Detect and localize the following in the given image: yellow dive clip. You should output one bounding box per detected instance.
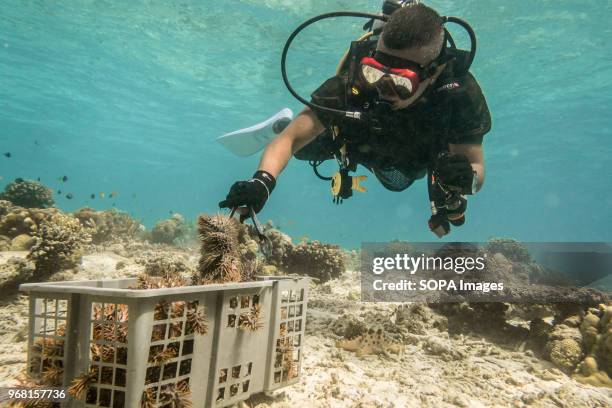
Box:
[331,169,367,204]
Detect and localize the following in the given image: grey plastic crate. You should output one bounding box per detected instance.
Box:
[19,276,309,408]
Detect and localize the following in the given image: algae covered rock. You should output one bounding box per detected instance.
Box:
[27,212,92,277]
[0,178,54,208]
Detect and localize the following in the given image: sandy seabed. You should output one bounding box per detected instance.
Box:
[0,250,610,408]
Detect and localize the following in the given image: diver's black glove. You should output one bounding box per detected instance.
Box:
[219,170,276,214]
[434,153,476,195]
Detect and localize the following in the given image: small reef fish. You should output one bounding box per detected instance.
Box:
[90,193,95,199]
[37,177,40,181]
[15,178,24,183]
[109,191,117,198]
[65,193,73,199]
[99,192,105,199]
[57,190,62,194]
[3,152,11,158]
[59,175,68,182]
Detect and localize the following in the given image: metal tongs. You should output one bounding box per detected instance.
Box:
[229,206,272,257]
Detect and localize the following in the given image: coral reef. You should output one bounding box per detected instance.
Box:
[283,240,345,283]
[26,213,91,277]
[0,179,54,209]
[195,214,241,284]
[73,207,141,244]
[546,322,585,372]
[263,232,345,282]
[232,221,346,283]
[572,304,612,386]
[261,227,293,268]
[0,200,59,240]
[485,237,531,263]
[150,213,190,245]
[437,298,612,387]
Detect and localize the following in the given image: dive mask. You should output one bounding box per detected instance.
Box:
[360,44,453,100]
[360,55,421,100]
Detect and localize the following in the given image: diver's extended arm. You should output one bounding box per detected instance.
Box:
[257,107,325,178]
[219,108,325,215]
[449,143,485,192]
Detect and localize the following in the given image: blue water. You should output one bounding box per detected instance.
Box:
[1,0,611,248]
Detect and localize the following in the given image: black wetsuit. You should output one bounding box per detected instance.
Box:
[295,57,492,191]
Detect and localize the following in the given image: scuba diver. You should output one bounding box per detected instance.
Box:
[219,1,491,238]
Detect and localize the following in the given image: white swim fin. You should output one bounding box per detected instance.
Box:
[216,108,293,157]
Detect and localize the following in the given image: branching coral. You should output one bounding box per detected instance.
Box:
[26,213,91,277]
[0,179,54,208]
[196,214,241,283]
